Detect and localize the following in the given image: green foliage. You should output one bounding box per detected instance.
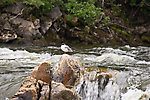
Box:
[130,0,137,6]
[23,0,55,16]
[65,1,109,26]
[0,0,17,7]
[128,0,150,16]
[23,0,64,16]
[23,0,110,26]
[24,0,45,8]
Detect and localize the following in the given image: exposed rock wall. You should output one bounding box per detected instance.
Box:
[0,2,150,46]
[0,2,62,45]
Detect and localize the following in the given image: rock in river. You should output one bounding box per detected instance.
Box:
[11,60,81,100]
[53,54,83,87]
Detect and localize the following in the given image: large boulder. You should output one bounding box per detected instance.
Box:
[0,13,17,42]
[12,62,81,100]
[53,54,83,87]
[10,18,42,40]
[31,62,51,84]
[11,55,115,100]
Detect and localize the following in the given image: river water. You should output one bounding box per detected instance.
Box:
[0,45,150,100]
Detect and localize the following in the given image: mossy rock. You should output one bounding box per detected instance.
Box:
[141,35,150,43]
[44,29,61,44]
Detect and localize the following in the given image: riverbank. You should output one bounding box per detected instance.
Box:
[0,1,150,46]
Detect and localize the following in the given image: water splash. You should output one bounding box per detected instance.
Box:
[76,67,121,100]
[0,45,150,100]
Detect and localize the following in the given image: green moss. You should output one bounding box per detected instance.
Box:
[41,37,47,43]
[122,31,128,36]
[0,0,17,7]
[141,35,150,42]
[17,37,23,40]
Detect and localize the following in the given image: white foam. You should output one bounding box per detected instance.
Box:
[94,53,136,65]
[122,89,150,100]
[0,48,52,64]
[137,61,150,65]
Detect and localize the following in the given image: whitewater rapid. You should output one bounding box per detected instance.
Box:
[0,45,149,100]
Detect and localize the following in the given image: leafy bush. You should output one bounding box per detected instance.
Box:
[23,0,64,16]
[24,0,45,8]
[125,0,150,16]
[0,0,16,7]
[23,0,110,26]
[65,1,110,26]
[23,0,55,16]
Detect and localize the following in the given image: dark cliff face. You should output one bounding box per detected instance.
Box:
[0,1,150,46]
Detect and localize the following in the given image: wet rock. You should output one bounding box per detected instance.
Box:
[51,81,81,100]
[53,54,83,87]
[11,77,39,100]
[12,62,80,100]
[31,62,51,84]
[14,39,33,45]
[97,72,112,90]
[12,62,51,100]
[76,67,119,100]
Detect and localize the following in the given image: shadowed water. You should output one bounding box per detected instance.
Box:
[0,45,150,100]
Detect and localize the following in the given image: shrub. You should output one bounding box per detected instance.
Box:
[0,0,17,7]
[23,0,54,16]
[65,1,110,26]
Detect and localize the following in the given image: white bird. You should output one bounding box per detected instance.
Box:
[61,43,73,54]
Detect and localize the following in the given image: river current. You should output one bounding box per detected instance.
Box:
[0,45,150,100]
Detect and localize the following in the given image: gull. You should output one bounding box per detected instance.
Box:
[61,43,73,54]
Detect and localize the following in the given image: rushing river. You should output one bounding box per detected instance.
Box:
[0,45,150,100]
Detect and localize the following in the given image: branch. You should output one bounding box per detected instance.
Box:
[102,0,105,8]
[9,8,24,21]
[144,1,150,6]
